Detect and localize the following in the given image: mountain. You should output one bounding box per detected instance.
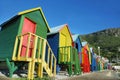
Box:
[80,28,120,62]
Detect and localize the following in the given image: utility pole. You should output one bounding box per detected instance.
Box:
[98,46,100,57]
[98,46,101,71]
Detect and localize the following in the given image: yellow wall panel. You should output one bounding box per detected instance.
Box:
[59,26,72,47]
[86,45,92,65]
[82,48,84,64]
[60,33,66,47]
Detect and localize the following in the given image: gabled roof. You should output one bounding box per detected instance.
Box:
[47,24,73,41]
[72,34,80,41]
[47,24,67,35]
[81,41,87,47]
[0,15,20,27]
[90,47,93,53]
[0,7,50,32]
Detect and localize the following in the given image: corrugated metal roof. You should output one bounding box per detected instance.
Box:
[81,41,87,46]
[51,24,66,32]
[47,24,66,35]
[72,34,79,41]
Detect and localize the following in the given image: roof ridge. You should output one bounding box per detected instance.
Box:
[18,7,41,15]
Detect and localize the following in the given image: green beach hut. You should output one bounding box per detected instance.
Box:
[0,7,56,79]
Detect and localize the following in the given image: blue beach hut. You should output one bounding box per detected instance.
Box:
[47,24,73,73]
[72,34,82,64]
[90,47,97,71]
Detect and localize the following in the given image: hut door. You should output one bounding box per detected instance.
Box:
[21,18,36,57]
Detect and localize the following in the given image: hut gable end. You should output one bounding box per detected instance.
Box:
[18,8,50,38]
[59,25,73,47]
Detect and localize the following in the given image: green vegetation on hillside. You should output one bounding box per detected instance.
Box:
[80,28,120,62]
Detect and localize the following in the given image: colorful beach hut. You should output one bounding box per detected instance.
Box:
[47,24,72,62]
[101,57,108,70]
[90,47,97,71]
[0,7,49,61]
[72,34,82,73]
[81,42,90,73]
[0,7,56,79]
[72,34,82,64]
[103,57,109,69]
[47,24,80,75]
[96,56,102,71]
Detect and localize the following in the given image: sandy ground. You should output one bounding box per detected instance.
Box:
[55,70,120,80]
[0,72,10,80]
[0,70,119,80]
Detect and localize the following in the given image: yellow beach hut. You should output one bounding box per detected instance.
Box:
[47,24,80,75]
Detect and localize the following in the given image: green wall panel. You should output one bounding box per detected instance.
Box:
[0,17,21,61]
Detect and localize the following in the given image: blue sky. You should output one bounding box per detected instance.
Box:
[0,0,120,34]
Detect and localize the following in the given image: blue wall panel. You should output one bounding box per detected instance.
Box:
[91,52,97,71]
[74,38,82,64]
[76,38,82,52]
[47,33,59,63]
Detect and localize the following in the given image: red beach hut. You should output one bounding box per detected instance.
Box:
[81,42,90,73]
